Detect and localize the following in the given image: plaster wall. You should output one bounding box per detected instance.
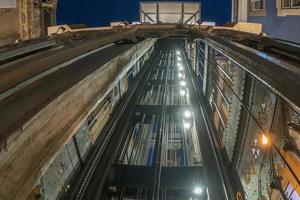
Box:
[248,0,300,43]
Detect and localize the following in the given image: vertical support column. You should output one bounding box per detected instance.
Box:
[193,42,198,72]
[181,3,184,24]
[189,43,192,59]
[156,3,159,23]
[140,2,143,22]
[195,41,200,75]
[118,81,122,98]
[73,136,84,168]
[232,0,238,22]
[202,43,209,94]
[223,68,246,161]
[238,0,248,22]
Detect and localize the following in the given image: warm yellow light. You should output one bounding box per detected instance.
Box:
[262,134,269,145]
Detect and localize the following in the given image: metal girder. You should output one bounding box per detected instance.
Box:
[184,10,200,24]
[131,25,300,112]
[141,10,156,24]
[135,105,191,115]
[206,36,300,113]
[108,164,204,189]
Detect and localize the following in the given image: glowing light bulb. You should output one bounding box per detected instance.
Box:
[180,81,186,87]
[193,187,203,195]
[180,89,186,96]
[183,110,192,118]
[262,134,269,145]
[184,122,191,129]
[178,73,183,78]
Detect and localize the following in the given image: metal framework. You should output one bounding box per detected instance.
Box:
[2,22,299,200]
[140,2,201,24]
[54,24,300,200]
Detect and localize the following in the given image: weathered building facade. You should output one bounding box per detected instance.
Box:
[233,0,300,43]
[0,0,57,46]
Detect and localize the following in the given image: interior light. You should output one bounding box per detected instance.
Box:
[176,50,180,55]
[179,66,184,71]
[183,110,192,118]
[193,186,203,195]
[177,57,182,62]
[180,81,186,87]
[184,122,191,129]
[262,134,269,145]
[180,89,186,96]
[178,73,183,78]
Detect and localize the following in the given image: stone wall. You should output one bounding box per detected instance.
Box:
[0,8,19,45]
[0,38,156,200]
[0,0,57,46]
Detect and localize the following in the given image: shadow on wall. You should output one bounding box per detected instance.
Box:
[56,0,232,27]
[248,0,300,43]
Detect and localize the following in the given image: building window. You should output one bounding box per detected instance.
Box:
[34,0,40,8]
[0,0,16,8]
[249,0,267,16]
[277,0,300,16]
[282,0,300,8]
[250,0,265,11]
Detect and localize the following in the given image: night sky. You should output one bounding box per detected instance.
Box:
[57,0,231,27]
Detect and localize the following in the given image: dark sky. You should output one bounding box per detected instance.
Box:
[57,0,231,27]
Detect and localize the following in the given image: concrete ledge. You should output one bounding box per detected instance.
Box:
[0,38,156,200]
[0,40,56,63]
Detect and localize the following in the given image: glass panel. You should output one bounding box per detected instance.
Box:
[283,0,291,8]
[198,41,206,82]
[213,49,235,83]
[262,99,300,199]
[206,46,248,143]
[252,0,265,10]
[207,42,300,199]
[249,80,277,131]
[236,82,279,199]
[292,0,300,7]
[284,104,300,154]
[237,115,264,200]
[272,147,300,200]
